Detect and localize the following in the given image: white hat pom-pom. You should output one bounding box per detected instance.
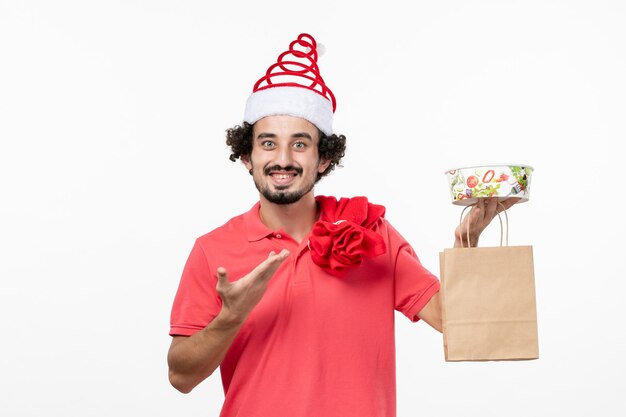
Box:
[316,42,326,56]
[307,42,326,57]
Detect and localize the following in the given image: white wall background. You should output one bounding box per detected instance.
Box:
[1,0,624,415]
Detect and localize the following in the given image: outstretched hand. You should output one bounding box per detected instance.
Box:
[454,197,521,248]
[216,249,290,325]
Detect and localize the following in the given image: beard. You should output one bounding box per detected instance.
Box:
[253,164,315,205]
[260,187,312,205]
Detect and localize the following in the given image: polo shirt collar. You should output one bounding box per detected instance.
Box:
[244,197,332,242]
[243,202,275,242]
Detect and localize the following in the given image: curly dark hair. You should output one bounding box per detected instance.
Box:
[225,122,346,183]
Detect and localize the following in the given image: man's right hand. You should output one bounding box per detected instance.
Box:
[216,249,290,325]
[167,249,290,394]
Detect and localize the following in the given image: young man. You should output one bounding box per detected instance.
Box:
[167,33,516,417]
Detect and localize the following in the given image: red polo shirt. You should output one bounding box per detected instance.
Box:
[170,198,440,417]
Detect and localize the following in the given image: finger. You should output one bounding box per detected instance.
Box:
[241,250,289,284]
[252,249,291,282]
[466,201,480,223]
[485,197,499,220]
[476,198,484,213]
[216,267,229,287]
[458,205,477,244]
[458,204,477,238]
[265,249,289,262]
[265,249,290,267]
[497,197,521,212]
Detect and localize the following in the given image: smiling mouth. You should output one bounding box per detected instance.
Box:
[268,171,298,186]
[264,165,302,185]
[270,172,297,179]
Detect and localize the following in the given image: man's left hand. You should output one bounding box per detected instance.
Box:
[454,197,521,248]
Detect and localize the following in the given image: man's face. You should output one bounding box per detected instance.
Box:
[244,115,330,205]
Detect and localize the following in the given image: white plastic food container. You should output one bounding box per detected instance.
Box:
[445,165,533,206]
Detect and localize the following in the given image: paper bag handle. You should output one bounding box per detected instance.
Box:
[459,201,509,248]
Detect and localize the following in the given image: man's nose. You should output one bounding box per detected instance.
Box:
[275,146,293,167]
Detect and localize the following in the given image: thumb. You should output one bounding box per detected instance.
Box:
[216,267,229,287]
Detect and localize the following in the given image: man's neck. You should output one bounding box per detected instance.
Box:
[258,192,319,244]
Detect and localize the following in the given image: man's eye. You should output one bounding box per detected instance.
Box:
[293,142,305,149]
[261,141,275,148]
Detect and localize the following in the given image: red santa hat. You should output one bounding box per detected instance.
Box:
[243,33,336,136]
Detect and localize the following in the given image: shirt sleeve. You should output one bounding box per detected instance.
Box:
[169,239,222,336]
[385,220,440,322]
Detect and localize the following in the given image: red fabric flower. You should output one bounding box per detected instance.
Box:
[309,196,386,277]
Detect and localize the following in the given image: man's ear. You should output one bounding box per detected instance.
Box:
[318,158,331,174]
[242,154,252,171]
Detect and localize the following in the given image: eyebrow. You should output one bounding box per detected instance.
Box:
[255,132,314,141]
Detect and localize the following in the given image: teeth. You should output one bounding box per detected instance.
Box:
[272,174,293,179]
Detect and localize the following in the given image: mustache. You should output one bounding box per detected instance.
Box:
[263,165,303,175]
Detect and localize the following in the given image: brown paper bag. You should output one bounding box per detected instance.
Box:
[439,207,539,361]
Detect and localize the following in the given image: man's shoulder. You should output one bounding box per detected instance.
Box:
[195,207,253,247]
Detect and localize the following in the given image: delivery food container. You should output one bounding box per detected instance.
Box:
[445,165,533,206]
